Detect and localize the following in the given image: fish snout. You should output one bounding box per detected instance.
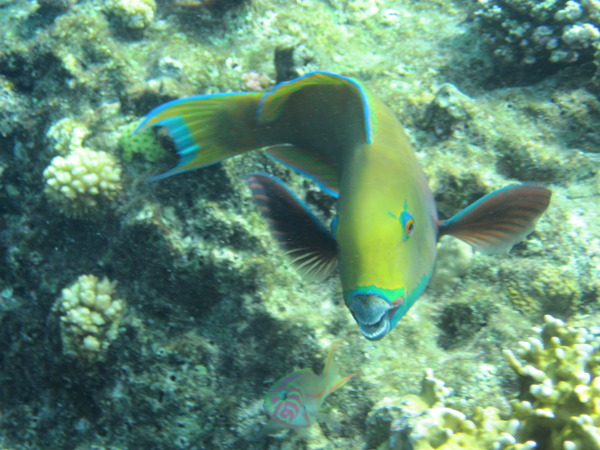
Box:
[348,294,392,340]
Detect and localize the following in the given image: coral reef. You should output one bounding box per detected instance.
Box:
[504,315,600,449]
[43,148,122,218]
[38,0,76,10]
[46,117,91,156]
[366,316,600,450]
[428,236,473,293]
[104,0,157,32]
[240,71,272,91]
[0,76,26,138]
[419,83,475,139]
[365,367,516,449]
[501,260,580,319]
[0,0,598,448]
[118,121,167,162]
[274,45,317,83]
[473,0,600,68]
[54,274,126,363]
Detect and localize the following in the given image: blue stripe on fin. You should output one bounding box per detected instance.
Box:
[135,92,250,133]
[136,91,264,181]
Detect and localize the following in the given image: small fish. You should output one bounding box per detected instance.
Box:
[137,71,551,340]
[263,346,356,428]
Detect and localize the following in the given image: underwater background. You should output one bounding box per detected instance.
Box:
[0,0,599,448]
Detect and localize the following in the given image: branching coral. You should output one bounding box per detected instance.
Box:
[54,275,126,363]
[43,147,122,218]
[473,0,600,67]
[504,315,600,449]
[365,316,600,450]
[366,368,510,449]
[46,117,91,156]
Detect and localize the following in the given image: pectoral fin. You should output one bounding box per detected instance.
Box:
[439,185,551,253]
[247,173,337,281]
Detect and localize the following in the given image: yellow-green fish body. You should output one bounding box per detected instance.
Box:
[335,94,438,336]
[137,72,551,340]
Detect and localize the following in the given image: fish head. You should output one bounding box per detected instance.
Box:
[337,190,438,340]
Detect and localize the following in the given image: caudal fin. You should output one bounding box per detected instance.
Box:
[439,185,551,253]
[136,92,263,180]
[322,345,358,397]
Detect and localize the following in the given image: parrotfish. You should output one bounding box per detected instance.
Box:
[263,346,355,428]
[137,71,551,340]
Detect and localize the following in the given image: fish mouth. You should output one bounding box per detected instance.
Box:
[349,294,400,341]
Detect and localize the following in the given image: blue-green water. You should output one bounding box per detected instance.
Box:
[0,0,599,448]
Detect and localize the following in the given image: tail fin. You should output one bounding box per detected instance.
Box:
[322,345,358,396]
[136,92,264,180]
[439,185,551,253]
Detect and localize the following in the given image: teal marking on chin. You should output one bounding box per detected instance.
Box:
[389,270,434,329]
[344,285,407,340]
[344,274,433,340]
[343,285,405,305]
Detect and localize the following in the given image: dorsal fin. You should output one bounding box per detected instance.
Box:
[258,71,372,145]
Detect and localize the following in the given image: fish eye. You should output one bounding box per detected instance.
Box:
[406,218,415,235]
[400,211,415,241]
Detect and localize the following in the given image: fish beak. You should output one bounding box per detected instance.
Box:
[348,294,395,340]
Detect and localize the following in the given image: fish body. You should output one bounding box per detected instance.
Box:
[263,346,355,428]
[335,95,438,336]
[137,71,551,340]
